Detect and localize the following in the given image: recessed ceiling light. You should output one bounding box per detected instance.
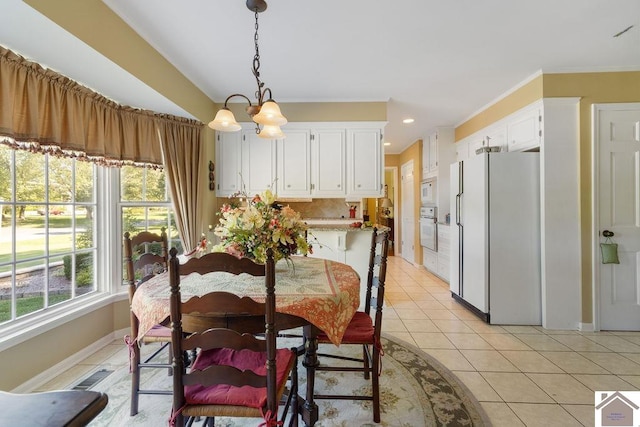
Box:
[402,118,415,124]
[384,142,391,146]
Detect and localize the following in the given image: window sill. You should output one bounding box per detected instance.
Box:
[0,292,128,352]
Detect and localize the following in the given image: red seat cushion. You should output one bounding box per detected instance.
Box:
[318,311,374,344]
[185,347,295,408]
[144,324,171,338]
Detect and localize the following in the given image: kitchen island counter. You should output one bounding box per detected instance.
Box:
[306,225,389,309]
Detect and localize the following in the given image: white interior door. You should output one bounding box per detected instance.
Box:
[595,103,640,330]
[401,160,415,264]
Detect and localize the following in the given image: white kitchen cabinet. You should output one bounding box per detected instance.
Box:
[241,131,276,195]
[423,248,437,272]
[277,129,311,197]
[455,139,469,162]
[215,132,242,196]
[485,125,508,152]
[436,225,450,282]
[346,128,383,197]
[507,104,542,152]
[216,122,385,199]
[311,129,346,197]
[422,134,438,179]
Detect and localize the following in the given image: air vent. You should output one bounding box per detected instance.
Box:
[72,368,113,390]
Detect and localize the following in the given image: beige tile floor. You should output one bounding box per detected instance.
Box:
[36,255,640,426]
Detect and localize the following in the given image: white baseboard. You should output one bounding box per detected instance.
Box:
[579,322,596,332]
[14,327,130,393]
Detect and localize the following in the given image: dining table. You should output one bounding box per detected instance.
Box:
[130,255,361,427]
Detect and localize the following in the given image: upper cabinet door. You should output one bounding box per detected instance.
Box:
[241,131,276,196]
[216,132,242,197]
[346,128,383,197]
[277,129,311,197]
[507,106,541,152]
[312,129,346,196]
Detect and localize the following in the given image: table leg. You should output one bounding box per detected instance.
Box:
[301,324,319,426]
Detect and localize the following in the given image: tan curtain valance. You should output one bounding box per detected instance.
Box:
[0,45,201,167]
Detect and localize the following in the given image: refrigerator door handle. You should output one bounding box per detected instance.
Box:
[456,193,462,226]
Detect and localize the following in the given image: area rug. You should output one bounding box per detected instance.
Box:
[88,335,489,426]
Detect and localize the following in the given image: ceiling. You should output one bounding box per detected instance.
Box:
[2,0,639,154]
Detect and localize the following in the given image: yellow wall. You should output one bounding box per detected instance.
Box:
[0,299,130,390]
[455,75,544,141]
[454,70,640,324]
[227,102,387,123]
[393,140,422,265]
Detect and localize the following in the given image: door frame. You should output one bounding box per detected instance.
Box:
[591,102,640,331]
[386,166,398,250]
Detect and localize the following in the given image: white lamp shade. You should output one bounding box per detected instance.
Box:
[381,198,393,208]
[208,108,241,131]
[259,125,286,139]
[252,100,287,126]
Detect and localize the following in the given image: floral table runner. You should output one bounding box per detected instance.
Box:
[131,257,360,345]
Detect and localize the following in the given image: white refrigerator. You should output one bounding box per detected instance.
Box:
[449,152,541,324]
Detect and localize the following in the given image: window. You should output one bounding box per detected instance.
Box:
[0,144,180,329]
[0,145,97,324]
[119,165,182,283]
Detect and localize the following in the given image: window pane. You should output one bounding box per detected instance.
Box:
[0,145,12,202]
[76,210,94,250]
[0,205,13,271]
[75,251,95,295]
[145,168,167,202]
[15,260,45,318]
[168,212,183,253]
[16,204,46,260]
[50,214,73,255]
[48,156,73,203]
[75,161,94,203]
[49,255,71,304]
[15,151,45,202]
[120,166,144,201]
[0,263,13,323]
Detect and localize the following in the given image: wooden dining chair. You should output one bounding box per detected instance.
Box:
[123,228,172,416]
[313,228,389,423]
[168,248,300,427]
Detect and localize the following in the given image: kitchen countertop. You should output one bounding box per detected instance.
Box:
[306,224,391,233]
[303,217,363,225]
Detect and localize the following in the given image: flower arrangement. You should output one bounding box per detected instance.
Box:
[212,189,312,264]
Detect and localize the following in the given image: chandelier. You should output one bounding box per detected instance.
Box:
[208,0,287,139]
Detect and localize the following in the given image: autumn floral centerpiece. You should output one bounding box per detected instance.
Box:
[212,189,311,264]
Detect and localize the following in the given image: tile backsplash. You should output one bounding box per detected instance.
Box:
[285,199,361,219]
[214,197,362,219]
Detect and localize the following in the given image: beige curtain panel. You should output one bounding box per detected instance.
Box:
[0,44,174,167]
[158,116,204,255]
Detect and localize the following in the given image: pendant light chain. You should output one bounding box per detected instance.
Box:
[252,9,265,104]
[208,0,287,138]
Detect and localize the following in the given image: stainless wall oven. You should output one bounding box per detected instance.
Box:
[419,206,437,251]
